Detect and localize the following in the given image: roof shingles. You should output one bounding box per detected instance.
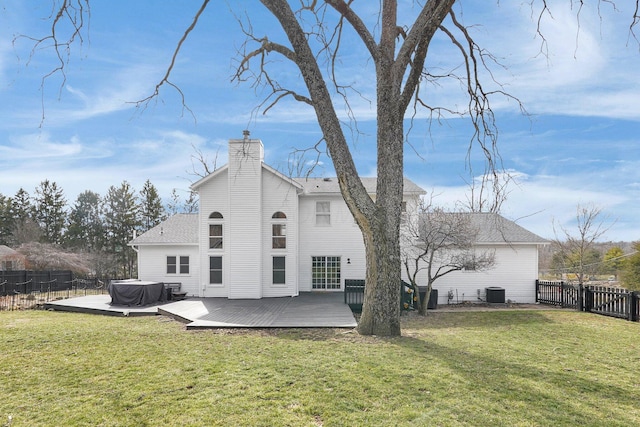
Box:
[130,214,198,245]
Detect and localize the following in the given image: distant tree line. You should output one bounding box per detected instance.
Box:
[0,180,197,277]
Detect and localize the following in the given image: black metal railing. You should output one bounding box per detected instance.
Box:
[0,272,111,311]
[536,280,639,322]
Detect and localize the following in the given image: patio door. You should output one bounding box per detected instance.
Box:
[312,256,341,291]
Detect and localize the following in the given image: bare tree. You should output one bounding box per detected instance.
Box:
[187,143,220,180]
[402,203,495,315]
[17,242,93,274]
[552,203,614,284]
[232,1,506,336]
[18,1,640,336]
[462,167,515,214]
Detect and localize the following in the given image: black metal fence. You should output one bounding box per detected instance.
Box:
[0,270,111,311]
[536,280,640,322]
[344,279,366,312]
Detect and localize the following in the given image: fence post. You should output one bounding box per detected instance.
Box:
[583,285,593,313]
[630,291,639,322]
[578,284,584,312]
[535,280,539,303]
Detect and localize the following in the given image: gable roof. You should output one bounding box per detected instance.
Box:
[190,165,424,197]
[129,214,198,246]
[190,164,305,192]
[190,165,229,191]
[419,212,548,245]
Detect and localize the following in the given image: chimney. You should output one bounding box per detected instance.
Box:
[243,129,250,141]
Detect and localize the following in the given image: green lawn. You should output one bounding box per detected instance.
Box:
[1,309,638,426]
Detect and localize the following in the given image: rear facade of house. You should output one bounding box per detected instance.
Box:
[129,135,546,304]
[130,135,424,299]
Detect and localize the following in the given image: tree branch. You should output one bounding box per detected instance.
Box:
[133,0,211,118]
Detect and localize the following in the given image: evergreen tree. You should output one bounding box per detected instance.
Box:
[139,179,166,232]
[34,180,67,244]
[65,190,105,252]
[11,188,41,244]
[103,181,140,277]
[0,194,14,246]
[11,188,34,224]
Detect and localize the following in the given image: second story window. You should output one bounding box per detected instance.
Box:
[209,224,223,249]
[272,224,286,249]
[272,211,287,249]
[209,212,223,249]
[316,201,330,226]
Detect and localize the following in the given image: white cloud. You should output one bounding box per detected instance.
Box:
[416,167,635,242]
[0,132,107,160]
[480,2,640,120]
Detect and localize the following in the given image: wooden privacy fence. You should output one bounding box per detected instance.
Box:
[536,280,640,322]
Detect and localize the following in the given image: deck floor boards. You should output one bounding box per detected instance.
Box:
[45,293,357,329]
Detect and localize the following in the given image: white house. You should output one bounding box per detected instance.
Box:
[129,134,546,304]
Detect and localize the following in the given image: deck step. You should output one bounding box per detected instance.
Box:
[170,291,187,301]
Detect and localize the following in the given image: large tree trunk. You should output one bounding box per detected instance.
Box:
[357,211,402,335]
[357,1,405,336]
[356,116,404,335]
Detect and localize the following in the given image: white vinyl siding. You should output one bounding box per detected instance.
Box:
[227,139,263,299]
[261,168,299,297]
[405,244,540,305]
[298,195,366,292]
[197,167,229,297]
[136,245,199,296]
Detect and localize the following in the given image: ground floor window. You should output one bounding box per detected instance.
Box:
[273,256,286,285]
[209,256,222,284]
[312,256,341,290]
[167,256,189,275]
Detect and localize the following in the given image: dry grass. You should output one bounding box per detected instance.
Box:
[0,309,638,426]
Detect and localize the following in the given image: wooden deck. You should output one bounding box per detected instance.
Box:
[44,293,357,329]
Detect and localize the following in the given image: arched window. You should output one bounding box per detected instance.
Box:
[271,211,286,249]
[209,212,223,249]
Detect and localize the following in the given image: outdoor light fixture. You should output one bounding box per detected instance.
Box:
[347,258,351,264]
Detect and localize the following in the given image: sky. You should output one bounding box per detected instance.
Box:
[1,1,639,242]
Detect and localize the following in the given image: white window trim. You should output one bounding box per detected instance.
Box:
[315,201,331,226]
[271,221,287,250]
[208,255,224,287]
[166,255,191,276]
[311,255,341,290]
[208,222,224,251]
[272,255,287,287]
